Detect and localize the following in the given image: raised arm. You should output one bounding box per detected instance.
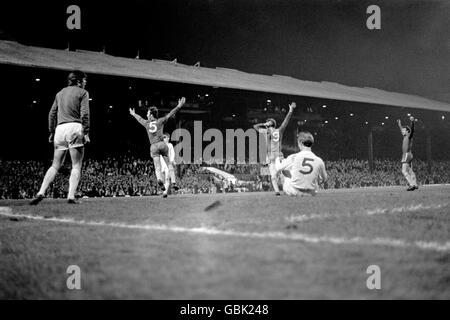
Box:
[163,97,186,122]
[278,102,296,133]
[129,108,147,126]
[396,119,403,133]
[253,122,269,133]
[274,154,294,172]
[409,116,415,138]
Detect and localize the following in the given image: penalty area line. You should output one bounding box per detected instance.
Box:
[1,206,449,252]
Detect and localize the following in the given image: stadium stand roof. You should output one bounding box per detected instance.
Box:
[0,40,449,112]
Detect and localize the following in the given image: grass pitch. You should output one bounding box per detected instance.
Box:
[0,185,449,299]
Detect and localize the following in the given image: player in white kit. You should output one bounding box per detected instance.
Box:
[254,102,296,195]
[275,131,327,196]
[159,133,177,198]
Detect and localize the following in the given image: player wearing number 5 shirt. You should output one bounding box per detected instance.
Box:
[275,131,327,196]
[129,97,185,195]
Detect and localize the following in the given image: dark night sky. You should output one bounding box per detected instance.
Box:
[1,0,449,102]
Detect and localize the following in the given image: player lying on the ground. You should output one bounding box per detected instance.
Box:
[30,71,90,205]
[129,97,185,196]
[274,131,327,196]
[159,133,177,198]
[253,102,296,196]
[397,116,418,191]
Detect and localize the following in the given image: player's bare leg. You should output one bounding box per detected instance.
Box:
[164,156,179,191]
[153,155,165,191]
[161,155,171,198]
[169,164,179,191]
[67,146,84,203]
[159,170,168,198]
[162,171,170,198]
[168,165,176,183]
[410,171,418,189]
[402,163,415,190]
[403,163,418,191]
[269,162,281,195]
[407,164,418,190]
[30,148,67,205]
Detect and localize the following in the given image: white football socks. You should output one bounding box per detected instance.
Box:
[168,164,176,183]
[38,166,58,196]
[68,168,81,199]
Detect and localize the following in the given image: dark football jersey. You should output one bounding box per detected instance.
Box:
[132,115,167,145]
[143,117,166,144]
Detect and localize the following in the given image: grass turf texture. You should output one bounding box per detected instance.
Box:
[0,185,449,299]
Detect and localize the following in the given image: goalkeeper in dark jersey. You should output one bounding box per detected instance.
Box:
[129,97,185,196]
[30,71,90,205]
[397,116,418,191]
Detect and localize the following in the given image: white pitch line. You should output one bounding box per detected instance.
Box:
[1,207,449,252]
[287,203,449,223]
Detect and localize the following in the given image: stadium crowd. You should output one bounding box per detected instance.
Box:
[1,157,449,199]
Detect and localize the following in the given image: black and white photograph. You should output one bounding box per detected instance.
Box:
[0,0,449,303]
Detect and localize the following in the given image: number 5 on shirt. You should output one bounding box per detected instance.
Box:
[299,158,314,174]
[149,121,157,133]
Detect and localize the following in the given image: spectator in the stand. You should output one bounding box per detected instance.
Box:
[1,157,450,199]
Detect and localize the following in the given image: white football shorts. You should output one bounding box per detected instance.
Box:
[54,122,84,151]
[283,177,317,197]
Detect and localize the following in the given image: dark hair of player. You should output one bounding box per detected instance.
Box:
[297,131,314,147]
[303,140,313,147]
[163,133,170,139]
[266,118,277,128]
[148,106,159,118]
[67,71,87,86]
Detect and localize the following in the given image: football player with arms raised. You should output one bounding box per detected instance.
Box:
[254,102,296,195]
[129,98,185,196]
[397,116,418,191]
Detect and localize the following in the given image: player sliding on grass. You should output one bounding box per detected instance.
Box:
[397,116,418,191]
[129,98,185,197]
[275,131,327,196]
[30,71,90,205]
[254,102,296,195]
